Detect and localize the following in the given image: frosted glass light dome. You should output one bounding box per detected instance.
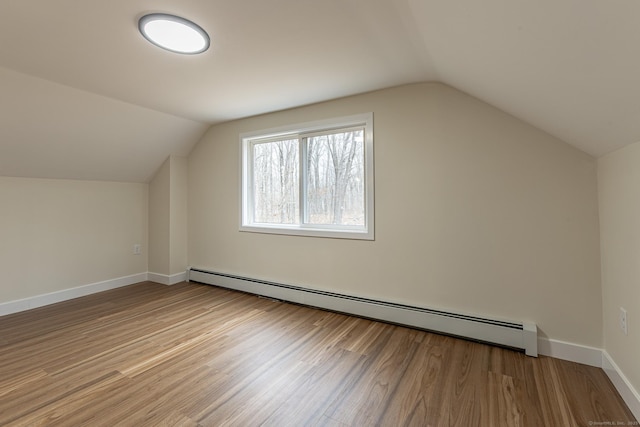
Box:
[139,13,210,54]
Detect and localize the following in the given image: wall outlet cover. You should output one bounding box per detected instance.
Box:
[619,307,628,335]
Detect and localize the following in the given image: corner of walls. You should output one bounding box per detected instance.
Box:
[534,337,640,419]
[148,157,171,277]
[597,141,640,420]
[603,351,640,420]
[147,271,187,286]
[169,156,188,276]
[148,155,188,285]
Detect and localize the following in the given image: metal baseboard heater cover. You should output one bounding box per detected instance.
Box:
[187,268,538,357]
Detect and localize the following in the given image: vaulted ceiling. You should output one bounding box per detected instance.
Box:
[1,1,639,182]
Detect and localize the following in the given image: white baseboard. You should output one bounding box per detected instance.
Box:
[0,272,148,317]
[537,337,603,367]
[602,351,640,420]
[148,271,187,286]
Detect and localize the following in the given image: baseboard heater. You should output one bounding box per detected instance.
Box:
[187,267,538,357]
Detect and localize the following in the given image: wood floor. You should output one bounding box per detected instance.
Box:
[0,282,635,426]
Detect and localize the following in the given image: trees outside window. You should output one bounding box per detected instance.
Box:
[241,114,374,240]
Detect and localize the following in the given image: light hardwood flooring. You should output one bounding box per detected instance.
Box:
[0,281,635,426]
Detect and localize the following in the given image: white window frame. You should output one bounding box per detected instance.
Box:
[240,113,374,240]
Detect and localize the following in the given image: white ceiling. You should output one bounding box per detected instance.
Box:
[1,0,639,182]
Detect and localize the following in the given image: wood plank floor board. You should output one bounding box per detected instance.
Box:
[0,281,635,426]
[192,310,339,424]
[0,287,207,372]
[555,357,635,426]
[325,326,421,426]
[0,370,128,426]
[56,365,217,427]
[484,371,525,427]
[258,348,367,426]
[517,355,546,426]
[0,282,166,340]
[375,342,450,426]
[301,317,368,367]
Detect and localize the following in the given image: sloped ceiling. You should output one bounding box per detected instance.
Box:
[0,0,638,182]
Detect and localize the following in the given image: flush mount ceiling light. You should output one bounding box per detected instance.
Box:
[138,13,210,54]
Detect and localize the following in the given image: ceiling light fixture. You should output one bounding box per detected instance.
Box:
[138,13,210,55]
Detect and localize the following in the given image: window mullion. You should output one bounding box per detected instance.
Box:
[299,137,306,226]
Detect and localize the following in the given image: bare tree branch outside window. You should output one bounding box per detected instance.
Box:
[253,139,299,224]
[306,130,364,226]
[251,130,364,227]
[242,113,373,240]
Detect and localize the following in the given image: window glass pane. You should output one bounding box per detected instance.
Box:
[241,113,373,239]
[305,129,364,226]
[252,139,299,224]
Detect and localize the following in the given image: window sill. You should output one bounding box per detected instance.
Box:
[239,224,374,240]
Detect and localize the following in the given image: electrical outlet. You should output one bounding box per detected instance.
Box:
[619,307,628,335]
[133,244,141,255]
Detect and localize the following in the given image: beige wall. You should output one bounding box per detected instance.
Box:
[188,82,602,346]
[0,176,148,303]
[598,142,640,393]
[148,156,188,277]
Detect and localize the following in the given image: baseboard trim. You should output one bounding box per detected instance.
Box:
[148,272,187,286]
[537,337,603,367]
[602,351,640,420]
[0,272,148,317]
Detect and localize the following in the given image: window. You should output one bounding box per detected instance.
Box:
[241,113,374,240]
